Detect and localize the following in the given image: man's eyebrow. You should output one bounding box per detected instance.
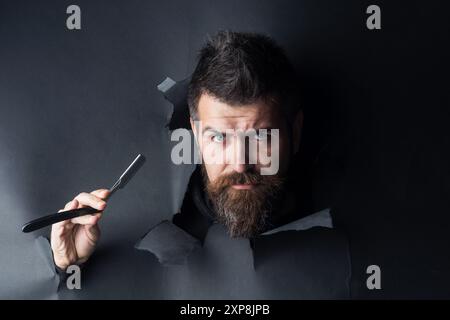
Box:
[202,126,222,134]
[255,126,276,130]
[202,126,277,134]
[245,126,277,132]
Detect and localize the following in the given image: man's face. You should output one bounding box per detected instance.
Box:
[193,93,293,181]
[190,93,302,238]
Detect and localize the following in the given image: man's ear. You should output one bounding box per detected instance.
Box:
[291,109,304,155]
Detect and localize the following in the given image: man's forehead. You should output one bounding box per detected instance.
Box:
[197,94,281,129]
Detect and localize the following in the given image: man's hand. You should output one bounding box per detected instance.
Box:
[50,189,110,270]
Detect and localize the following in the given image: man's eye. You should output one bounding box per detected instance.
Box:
[212,133,224,143]
[254,130,270,141]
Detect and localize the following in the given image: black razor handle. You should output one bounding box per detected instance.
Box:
[21,207,100,233]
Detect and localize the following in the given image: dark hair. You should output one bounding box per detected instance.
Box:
[187,30,300,120]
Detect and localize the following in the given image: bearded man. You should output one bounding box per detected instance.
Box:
[45,31,351,299]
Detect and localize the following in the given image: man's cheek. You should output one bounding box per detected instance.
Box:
[202,141,227,165]
[205,164,224,184]
[260,129,280,176]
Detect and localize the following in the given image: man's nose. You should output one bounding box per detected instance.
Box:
[232,162,252,173]
[231,135,254,173]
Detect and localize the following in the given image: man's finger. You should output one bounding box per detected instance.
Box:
[61,199,79,211]
[55,200,79,226]
[52,200,79,236]
[91,189,110,200]
[74,192,107,210]
[71,214,100,226]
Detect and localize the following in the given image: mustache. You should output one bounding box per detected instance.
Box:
[214,171,264,187]
[204,168,285,196]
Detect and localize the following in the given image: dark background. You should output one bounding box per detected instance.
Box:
[0,0,449,298]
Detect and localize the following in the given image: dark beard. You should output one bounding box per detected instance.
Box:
[202,166,285,238]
